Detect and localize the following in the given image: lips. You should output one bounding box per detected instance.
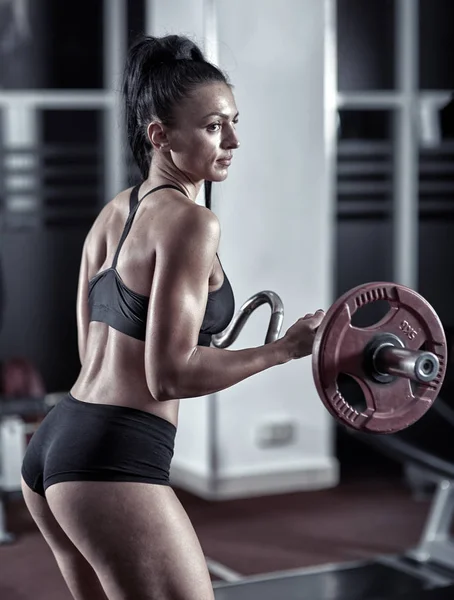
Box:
[217,156,232,166]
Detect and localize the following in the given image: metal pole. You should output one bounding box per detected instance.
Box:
[145,0,154,37]
[103,0,127,202]
[393,0,419,288]
[204,0,219,64]
[3,103,40,227]
[203,0,220,492]
[325,0,338,305]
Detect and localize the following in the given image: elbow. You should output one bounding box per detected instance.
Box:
[148,379,175,402]
[147,348,197,401]
[153,387,177,403]
[147,369,182,402]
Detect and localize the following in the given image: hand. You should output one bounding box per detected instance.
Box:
[281,309,325,359]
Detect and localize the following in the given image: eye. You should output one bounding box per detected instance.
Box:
[207,123,222,132]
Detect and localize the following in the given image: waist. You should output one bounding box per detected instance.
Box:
[64,393,177,449]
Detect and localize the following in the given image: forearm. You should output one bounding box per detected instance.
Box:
[160,339,292,401]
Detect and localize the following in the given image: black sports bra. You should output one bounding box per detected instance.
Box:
[88,184,235,347]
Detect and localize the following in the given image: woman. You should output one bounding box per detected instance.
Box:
[21,35,325,600]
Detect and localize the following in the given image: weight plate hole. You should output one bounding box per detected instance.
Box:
[351,299,391,328]
[337,373,367,414]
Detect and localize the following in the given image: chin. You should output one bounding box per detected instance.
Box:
[209,169,230,183]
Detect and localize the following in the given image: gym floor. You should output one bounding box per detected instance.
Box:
[0,453,433,600]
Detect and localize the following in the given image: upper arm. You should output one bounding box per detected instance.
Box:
[144,206,220,397]
[76,239,90,365]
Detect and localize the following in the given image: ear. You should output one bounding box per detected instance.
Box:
[147,121,171,152]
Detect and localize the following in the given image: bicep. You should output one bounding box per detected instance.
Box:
[145,209,220,391]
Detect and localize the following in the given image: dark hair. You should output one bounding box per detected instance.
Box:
[123,34,228,208]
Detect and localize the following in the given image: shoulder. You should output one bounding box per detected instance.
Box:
[178,203,220,237]
[160,201,220,250]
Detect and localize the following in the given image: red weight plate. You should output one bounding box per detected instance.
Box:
[312,282,447,433]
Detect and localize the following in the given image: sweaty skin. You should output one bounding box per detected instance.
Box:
[71,82,323,429]
[21,73,325,600]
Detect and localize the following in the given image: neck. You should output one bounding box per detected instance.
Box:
[146,155,203,202]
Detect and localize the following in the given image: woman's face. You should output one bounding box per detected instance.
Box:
[166,82,240,183]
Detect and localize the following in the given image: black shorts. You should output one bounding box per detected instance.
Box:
[21,393,176,497]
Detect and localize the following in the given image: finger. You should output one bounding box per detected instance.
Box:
[312,311,325,325]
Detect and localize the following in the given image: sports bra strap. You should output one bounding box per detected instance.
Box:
[129,184,140,211]
[111,183,188,269]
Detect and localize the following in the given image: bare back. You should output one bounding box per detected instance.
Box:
[70,185,224,427]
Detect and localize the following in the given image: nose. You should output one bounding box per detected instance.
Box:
[223,125,240,150]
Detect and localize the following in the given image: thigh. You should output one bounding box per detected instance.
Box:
[22,477,91,559]
[45,481,214,600]
[21,478,108,600]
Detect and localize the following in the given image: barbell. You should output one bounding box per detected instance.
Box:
[0,284,446,435]
[212,282,447,435]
